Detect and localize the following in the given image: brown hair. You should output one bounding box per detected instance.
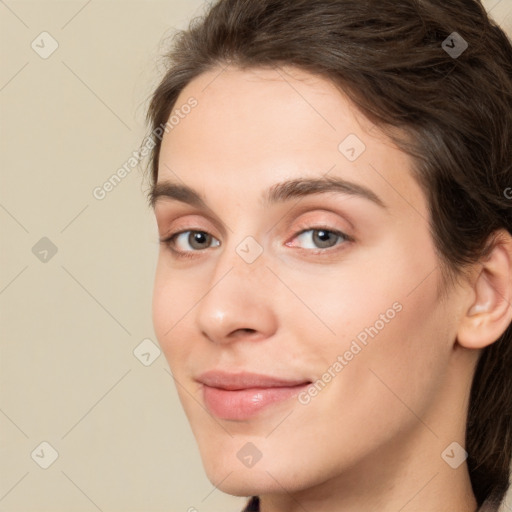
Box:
[144,0,512,505]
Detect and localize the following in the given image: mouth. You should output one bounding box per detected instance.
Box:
[197,370,312,421]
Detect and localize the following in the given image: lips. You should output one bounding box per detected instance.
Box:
[197,370,311,420]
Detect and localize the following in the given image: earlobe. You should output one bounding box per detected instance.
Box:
[457,230,512,350]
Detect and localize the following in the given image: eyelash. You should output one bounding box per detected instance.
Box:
[159,225,353,260]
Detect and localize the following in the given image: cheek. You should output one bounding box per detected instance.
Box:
[152,263,190,365]
[320,271,447,434]
[277,250,413,356]
[151,266,170,343]
[293,236,447,403]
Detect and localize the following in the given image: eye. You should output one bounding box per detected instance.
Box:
[288,227,351,252]
[160,226,352,259]
[160,230,220,257]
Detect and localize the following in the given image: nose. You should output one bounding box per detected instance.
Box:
[195,241,278,345]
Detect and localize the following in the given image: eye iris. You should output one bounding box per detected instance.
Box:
[313,229,337,249]
[189,231,210,249]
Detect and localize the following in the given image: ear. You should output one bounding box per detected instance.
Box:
[457,229,512,349]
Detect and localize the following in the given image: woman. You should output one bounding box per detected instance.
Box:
[144,0,512,510]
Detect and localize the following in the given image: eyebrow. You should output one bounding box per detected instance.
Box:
[149,176,387,210]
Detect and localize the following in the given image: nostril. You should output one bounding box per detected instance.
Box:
[232,328,257,337]
[241,328,256,334]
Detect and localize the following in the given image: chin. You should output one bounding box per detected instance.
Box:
[198,441,313,497]
[203,464,291,497]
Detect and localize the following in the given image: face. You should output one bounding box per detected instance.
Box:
[151,66,463,496]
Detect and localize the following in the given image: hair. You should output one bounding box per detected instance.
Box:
[144,0,512,506]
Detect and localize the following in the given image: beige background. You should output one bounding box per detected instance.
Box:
[1,1,511,511]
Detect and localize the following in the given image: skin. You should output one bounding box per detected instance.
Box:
[151,65,512,512]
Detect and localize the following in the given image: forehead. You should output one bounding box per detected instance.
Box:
[162,65,369,162]
[157,65,426,219]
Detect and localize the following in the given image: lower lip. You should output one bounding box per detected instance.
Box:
[202,383,310,420]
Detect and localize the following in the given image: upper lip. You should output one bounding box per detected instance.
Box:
[197,370,311,390]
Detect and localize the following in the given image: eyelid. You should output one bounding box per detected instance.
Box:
[284,225,353,256]
[155,209,228,240]
[278,204,357,235]
[291,216,353,238]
